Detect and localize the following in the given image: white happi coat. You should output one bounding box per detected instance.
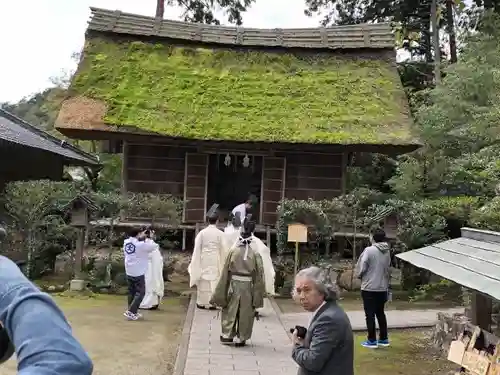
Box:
[188,224,226,306]
[140,243,165,309]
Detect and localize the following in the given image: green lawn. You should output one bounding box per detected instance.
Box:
[354,330,456,375]
[2,294,189,375]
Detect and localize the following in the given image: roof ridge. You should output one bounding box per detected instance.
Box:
[0,108,99,164]
[87,7,394,50]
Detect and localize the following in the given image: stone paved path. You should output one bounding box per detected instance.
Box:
[184,300,297,375]
[281,307,465,332]
[183,301,463,375]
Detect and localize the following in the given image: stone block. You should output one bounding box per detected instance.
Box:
[69,279,85,291]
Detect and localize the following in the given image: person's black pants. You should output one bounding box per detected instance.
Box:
[126,275,145,314]
[361,290,388,342]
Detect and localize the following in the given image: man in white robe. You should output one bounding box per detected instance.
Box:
[227,195,257,231]
[140,234,164,310]
[188,208,226,309]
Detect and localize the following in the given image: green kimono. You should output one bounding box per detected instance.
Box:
[210,239,265,342]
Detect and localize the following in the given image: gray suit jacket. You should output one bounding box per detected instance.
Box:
[292,301,354,375]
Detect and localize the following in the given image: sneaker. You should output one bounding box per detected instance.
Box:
[123,311,139,321]
[361,340,378,349]
[378,339,390,347]
[135,312,143,319]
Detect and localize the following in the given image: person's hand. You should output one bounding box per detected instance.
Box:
[292,329,304,346]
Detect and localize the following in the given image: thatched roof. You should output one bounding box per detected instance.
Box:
[56,7,417,147]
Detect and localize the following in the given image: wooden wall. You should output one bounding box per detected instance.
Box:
[284,152,344,200]
[123,142,345,226]
[0,144,64,193]
[125,142,189,197]
[183,153,208,223]
[260,157,285,225]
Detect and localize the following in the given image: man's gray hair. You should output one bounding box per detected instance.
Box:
[294,266,338,301]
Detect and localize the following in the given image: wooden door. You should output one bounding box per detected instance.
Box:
[183,153,208,223]
[260,156,286,225]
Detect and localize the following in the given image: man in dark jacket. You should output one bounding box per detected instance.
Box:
[355,228,392,348]
[291,266,354,375]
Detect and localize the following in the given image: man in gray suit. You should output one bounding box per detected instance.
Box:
[291,266,354,375]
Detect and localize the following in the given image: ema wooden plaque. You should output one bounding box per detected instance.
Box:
[287,223,308,243]
[462,351,490,375]
[448,340,466,365]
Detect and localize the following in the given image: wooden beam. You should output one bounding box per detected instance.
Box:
[471,292,492,331]
[259,158,265,224]
[341,151,348,194]
[182,154,188,222]
[74,228,85,279]
[55,129,420,155]
[203,153,209,222]
[120,141,129,220]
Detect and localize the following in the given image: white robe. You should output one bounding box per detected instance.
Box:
[231,203,247,222]
[188,225,226,307]
[140,245,164,309]
[223,230,275,296]
[251,235,275,297]
[223,225,241,248]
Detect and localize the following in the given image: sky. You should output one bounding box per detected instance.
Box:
[0,0,323,103]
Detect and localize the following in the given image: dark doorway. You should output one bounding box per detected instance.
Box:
[206,154,262,222]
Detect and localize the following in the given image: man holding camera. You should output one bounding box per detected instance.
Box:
[291,267,354,375]
[123,227,158,321]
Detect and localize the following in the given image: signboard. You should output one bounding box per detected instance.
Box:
[287,223,308,243]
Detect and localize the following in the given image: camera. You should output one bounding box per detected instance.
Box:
[290,325,307,339]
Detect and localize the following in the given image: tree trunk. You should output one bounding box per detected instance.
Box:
[155,0,165,18]
[431,0,442,83]
[446,0,458,63]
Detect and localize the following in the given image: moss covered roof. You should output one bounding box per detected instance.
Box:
[69,35,416,145]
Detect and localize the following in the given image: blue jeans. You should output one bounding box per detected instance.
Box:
[0,255,93,375]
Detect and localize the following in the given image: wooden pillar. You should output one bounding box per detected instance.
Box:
[74,228,85,279]
[70,227,86,291]
[182,228,187,251]
[325,238,331,258]
[470,292,492,331]
[120,141,129,221]
[341,151,348,194]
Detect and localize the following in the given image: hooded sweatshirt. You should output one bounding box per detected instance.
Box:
[355,242,391,292]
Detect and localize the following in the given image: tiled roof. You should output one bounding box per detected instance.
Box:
[0,108,99,166]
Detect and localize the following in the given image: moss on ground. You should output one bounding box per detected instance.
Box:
[71,36,415,145]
